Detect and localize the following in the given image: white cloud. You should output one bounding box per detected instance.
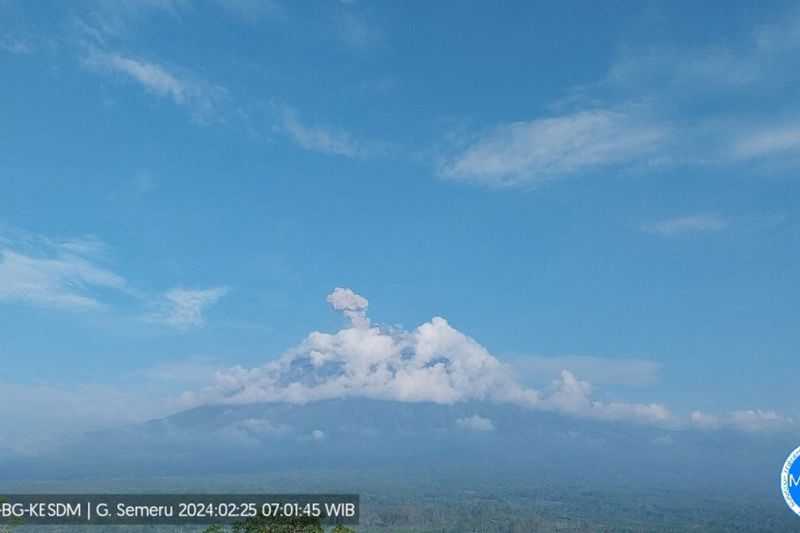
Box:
[456,415,495,432]
[151,287,229,329]
[194,288,673,427]
[732,126,800,160]
[595,12,800,107]
[730,409,790,432]
[0,230,230,330]
[690,409,792,432]
[58,236,109,257]
[595,21,790,114]
[82,50,226,122]
[545,370,593,414]
[311,429,326,441]
[92,52,184,101]
[196,289,791,433]
[606,13,800,167]
[0,237,126,311]
[544,370,670,424]
[439,109,666,187]
[280,107,369,158]
[438,11,800,189]
[642,213,728,236]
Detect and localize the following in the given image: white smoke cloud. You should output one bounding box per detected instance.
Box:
[194,288,674,426]
[326,287,370,328]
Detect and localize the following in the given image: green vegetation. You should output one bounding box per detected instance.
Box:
[203,517,355,533]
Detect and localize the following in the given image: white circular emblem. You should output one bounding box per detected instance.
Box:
[782,445,800,517]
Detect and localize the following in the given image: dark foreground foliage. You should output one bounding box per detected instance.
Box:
[203,517,355,533]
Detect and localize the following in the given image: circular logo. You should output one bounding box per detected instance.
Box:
[782,445,800,516]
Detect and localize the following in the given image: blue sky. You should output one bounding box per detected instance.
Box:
[2,1,800,450]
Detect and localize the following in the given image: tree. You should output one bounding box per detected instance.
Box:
[204,515,331,533]
[235,515,322,533]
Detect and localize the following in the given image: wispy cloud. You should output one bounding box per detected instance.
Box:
[87,51,184,101]
[0,230,229,329]
[690,409,791,432]
[0,236,126,311]
[280,106,372,158]
[149,287,229,330]
[441,11,800,189]
[601,13,800,165]
[732,126,800,160]
[439,109,667,187]
[82,50,227,122]
[20,5,379,151]
[642,213,728,237]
